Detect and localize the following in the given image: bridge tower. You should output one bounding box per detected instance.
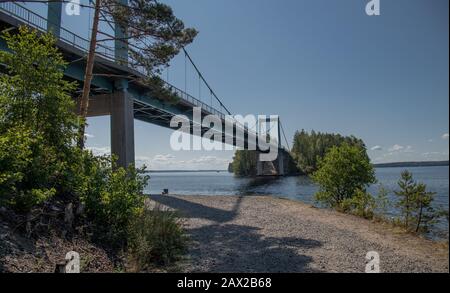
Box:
[47,0,62,37]
[256,116,285,176]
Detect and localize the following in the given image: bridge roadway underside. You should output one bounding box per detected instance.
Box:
[0,7,285,174]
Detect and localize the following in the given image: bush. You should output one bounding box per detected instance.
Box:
[79,155,149,246]
[0,27,77,213]
[0,26,188,270]
[127,206,188,270]
[340,189,375,219]
[394,170,438,232]
[312,143,376,208]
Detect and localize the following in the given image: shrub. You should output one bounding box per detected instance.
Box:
[79,155,149,246]
[312,143,376,208]
[0,27,77,213]
[127,206,188,271]
[340,189,375,219]
[0,26,187,269]
[394,170,438,232]
[373,185,390,217]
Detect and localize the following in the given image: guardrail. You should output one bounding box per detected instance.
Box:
[0,1,226,119]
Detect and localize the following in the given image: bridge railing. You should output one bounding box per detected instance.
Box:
[0,2,116,61]
[0,2,227,119]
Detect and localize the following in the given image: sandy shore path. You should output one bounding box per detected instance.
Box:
[149,195,448,273]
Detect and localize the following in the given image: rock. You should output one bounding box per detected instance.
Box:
[75,203,84,216]
[64,203,74,228]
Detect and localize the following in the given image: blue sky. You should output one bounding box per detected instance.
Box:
[23,0,449,169]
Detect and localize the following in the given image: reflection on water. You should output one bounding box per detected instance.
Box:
[145,166,449,240]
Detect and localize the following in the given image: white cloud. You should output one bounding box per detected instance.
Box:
[428,139,434,142]
[388,144,404,152]
[421,151,449,160]
[370,145,382,151]
[153,154,175,162]
[135,154,231,170]
[442,133,449,140]
[84,133,95,138]
[86,146,110,156]
[186,156,229,165]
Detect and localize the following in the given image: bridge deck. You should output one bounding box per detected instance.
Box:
[0,2,284,169]
[0,2,272,148]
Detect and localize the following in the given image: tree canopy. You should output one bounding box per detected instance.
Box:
[311,143,376,207]
[291,129,367,174]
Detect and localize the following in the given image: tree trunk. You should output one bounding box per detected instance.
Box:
[405,195,410,229]
[415,202,423,233]
[77,0,102,149]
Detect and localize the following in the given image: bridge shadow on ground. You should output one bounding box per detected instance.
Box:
[149,195,323,272]
[150,195,244,223]
[186,224,323,273]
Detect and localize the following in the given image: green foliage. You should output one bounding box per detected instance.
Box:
[127,206,188,270]
[394,170,438,232]
[0,26,189,269]
[291,129,367,174]
[312,143,376,208]
[104,0,198,74]
[373,185,391,217]
[144,75,180,104]
[337,185,391,220]
[231,150,258,177]
[78,155,149,246]
[340,189,375,219]
[0,27,77,212]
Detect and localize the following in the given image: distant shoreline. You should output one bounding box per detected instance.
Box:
[373,160,449,168]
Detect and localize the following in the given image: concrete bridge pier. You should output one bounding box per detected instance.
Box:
[277,150,285,176]
[256,150,285,176]
[110,85,135,168]
[80,83,135,168]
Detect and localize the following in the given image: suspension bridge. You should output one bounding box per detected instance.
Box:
[0,1,291,176]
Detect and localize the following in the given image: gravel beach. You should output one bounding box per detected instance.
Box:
[149,194,449,273]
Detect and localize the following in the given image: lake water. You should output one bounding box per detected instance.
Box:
[145,166,449,240]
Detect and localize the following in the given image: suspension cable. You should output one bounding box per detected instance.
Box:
[279,120,291,150]
[152,0,231,115]
[184,52,187,94]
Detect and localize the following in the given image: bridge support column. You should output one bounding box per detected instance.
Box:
[110,88,135,168]
[257,159,263,176]
[47,0,62,37]
[277,150,285,176]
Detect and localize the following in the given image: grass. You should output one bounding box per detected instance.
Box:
[126,204,189,272]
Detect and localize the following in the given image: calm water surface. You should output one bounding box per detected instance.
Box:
[145,166,449,240]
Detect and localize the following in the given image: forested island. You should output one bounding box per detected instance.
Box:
[230,130,367,176]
